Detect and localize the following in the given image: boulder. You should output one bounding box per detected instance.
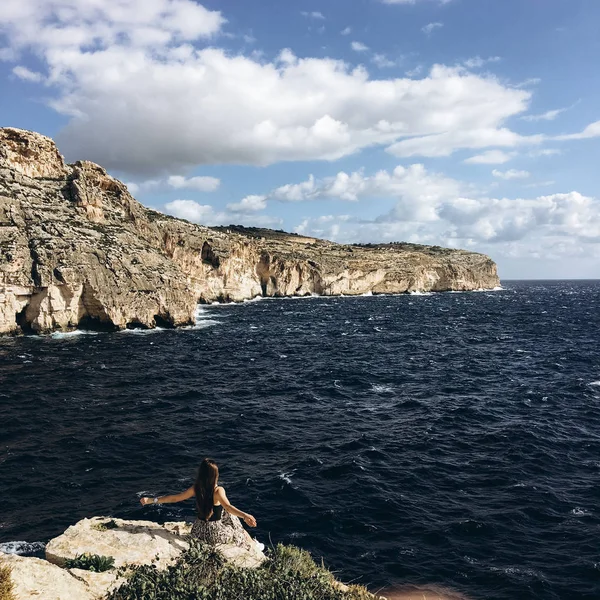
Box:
[45,516,266,570]
[45,516,191,569]
[0,553,114,600]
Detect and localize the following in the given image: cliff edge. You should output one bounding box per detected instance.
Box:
[0,128,500,335]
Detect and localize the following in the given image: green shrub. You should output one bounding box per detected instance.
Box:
[0,561,15,600]
[108,540,375,600]
[65,553,115,572]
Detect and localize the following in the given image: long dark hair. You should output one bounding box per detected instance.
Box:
[194,458,219,521]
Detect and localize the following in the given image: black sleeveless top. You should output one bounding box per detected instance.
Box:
[207,504,223,522]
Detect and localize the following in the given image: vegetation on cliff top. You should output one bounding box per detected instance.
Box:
[108,541,375,600]
[0,562,15,600]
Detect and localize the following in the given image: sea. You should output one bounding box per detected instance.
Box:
[1,280,599,600]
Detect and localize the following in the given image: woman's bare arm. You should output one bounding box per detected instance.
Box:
[140,486,195,506]
[215,486,257,527]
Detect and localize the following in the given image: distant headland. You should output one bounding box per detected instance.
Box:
[0,127,500,335]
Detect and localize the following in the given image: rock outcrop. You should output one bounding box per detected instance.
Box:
[0,128,500,335]
[1,516,266,600]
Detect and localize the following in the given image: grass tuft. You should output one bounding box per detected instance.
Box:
[0,561,15,600]
[64,553,115,572]
[92,519,119,532]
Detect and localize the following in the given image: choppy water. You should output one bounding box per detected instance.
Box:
[1,281,600,600]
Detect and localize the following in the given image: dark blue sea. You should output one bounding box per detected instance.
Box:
[1,280,599,600]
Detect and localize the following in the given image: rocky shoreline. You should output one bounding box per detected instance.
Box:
[0,517,472,600]
[0,127,500,336]
[0,517,266,599]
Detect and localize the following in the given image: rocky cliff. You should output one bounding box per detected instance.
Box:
[0,128,500,335]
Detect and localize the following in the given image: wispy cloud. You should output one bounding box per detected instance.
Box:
[301,11,325,20]
[463,56,501,69]
[340,26,352,36]
[372,53,396,68]
[521,101,579,122]
[422,22,443,35]
[351,41,369,52]
[464,150,516,165]
[12,66,43,82]
[555,120,600,141]
[492,169,530,180]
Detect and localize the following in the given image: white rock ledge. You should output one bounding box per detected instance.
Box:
[1,516,266,600]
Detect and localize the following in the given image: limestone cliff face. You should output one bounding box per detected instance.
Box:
[0,128,500,335]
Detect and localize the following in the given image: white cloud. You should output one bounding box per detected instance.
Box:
[405,65,423,77]
[351,41,369,52]
[422,22,443,35]
[463,56,501,69]
[340,27,352,36]
[164,199,282,227]
[226,194,267,212]
[521,101,579,122]
[387,126,544,159]
[492,169,530,180]
[301,11,325,20]
[167,175,220,192]
[464,150,516,165]
[528,148,561,157]
[12,65,43,82]
[555,120,600,141]
[372,53,396,68]
[1,1,597,175]
[514,78,542,88]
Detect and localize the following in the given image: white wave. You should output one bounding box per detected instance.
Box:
[0,541,46,555]
[408,290,433,296]
[371,384,394,393]
[362,291,373,296]
[50,330,98,339]
[278,471,295,485]
[119,327,166,335]
[571,507,591,517]
[588,381,600,387]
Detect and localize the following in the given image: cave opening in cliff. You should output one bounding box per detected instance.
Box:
[153,314,175,328]
[15,305,34,334]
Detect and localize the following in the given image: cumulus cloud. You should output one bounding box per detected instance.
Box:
[464,150,516,165]
[226,194,268,212]
[244,164,600,262]
[340,27,352,36]
[164,199,282,227]
[167,175,220,192]
[1,0,598,176]
[492,169,530,180]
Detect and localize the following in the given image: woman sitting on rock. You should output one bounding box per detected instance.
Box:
[140,458,256,548]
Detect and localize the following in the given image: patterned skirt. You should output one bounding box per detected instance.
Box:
[189,510,251,549]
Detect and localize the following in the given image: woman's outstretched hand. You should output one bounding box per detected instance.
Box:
[243,514,257,527]
[140,497,153,506]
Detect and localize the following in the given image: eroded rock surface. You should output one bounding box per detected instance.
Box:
[1,553,109,600]
[1,516,266,599]
[0,127,501,335]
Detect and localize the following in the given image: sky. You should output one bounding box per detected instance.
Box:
[1,0,599,279]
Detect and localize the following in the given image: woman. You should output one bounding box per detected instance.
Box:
[140,458,257,548]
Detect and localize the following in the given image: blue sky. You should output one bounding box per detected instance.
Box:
[1,0,599,279]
